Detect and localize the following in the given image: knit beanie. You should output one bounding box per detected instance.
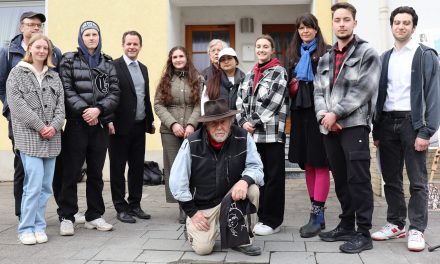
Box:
[79,21,100,36]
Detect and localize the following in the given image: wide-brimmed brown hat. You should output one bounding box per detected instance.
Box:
[198,99,240,123]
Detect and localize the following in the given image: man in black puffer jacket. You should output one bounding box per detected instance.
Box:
[57,21,119,236]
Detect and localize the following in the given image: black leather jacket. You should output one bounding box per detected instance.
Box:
[59,49,119,124]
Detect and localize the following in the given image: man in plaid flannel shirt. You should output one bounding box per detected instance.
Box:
[313,2,380,254]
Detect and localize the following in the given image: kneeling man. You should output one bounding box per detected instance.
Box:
[170,99,264,256]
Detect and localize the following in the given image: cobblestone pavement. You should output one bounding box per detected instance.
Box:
[0,179,440,264]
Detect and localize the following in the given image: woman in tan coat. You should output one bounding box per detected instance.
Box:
[154,46,202,223]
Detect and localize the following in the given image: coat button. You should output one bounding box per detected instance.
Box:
[44,105,47,108]
[42,88,46,92]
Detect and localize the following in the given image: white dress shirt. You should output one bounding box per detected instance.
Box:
[383,38,419,112]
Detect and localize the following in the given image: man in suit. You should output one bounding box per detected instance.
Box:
[109,31,155,223]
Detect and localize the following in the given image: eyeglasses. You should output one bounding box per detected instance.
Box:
[22,23,44,29]
[209,48,221,54]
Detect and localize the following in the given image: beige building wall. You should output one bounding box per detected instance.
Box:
[47,0,169,152]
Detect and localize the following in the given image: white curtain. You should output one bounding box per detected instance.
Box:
[0,5,44,48]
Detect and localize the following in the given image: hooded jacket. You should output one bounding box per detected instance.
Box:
[314,35,381,134]
[0,34,62,120]
[373,44,440,140]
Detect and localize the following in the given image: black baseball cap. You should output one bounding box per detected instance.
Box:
[20,12,46,23]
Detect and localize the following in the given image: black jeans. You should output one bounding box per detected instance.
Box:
[377,113,428,232]
[9,120,25,217]
[57,120,108,222]
[256,142,285,229]
[323,126,373,236]
[109,121,146,213]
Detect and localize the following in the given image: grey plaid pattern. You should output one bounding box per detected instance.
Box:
[314,36,380,135]
[6,66,65,158]
[236,65,288,143]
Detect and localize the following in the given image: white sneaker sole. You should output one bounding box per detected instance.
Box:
[372,232,406,241]
[60,229,74,236]
[254,226,281,236]
[84,222,113,231]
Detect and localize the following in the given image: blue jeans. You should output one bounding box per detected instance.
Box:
[18,153,56,234]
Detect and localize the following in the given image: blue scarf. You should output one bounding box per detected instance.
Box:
[294,38,317,81]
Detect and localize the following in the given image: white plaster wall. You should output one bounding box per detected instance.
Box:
[178,5,310,72]
[350,0,440,53]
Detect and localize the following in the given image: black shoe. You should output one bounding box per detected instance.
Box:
[129,208,151,219]
[231,244,262,256]
[340,233,373,253]
[319,226,356,242]
[117,211,136,223]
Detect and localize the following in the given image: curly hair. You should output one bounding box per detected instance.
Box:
[156,46,201,106]
[285,13,328,73]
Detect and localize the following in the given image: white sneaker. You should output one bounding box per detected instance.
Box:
[34,231,48,243]
[74,212,86,224]
[85,218,113,231]
[18,232,36,245]
[371,223,406,241]
[253,223,281,236]
[60,219,75,236]
[408,229,425,252]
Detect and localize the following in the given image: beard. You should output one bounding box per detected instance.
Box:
[336,33,353,41]
[211,131,228,143]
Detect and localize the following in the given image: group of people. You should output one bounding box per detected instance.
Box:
[0,2,438,258]
[0,14,153,244]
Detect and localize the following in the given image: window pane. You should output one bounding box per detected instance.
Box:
[192,53,210,73]
[192,31,210,52]
[0,5,44,48]
[212,31,230,46]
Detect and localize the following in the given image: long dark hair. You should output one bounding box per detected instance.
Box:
[286,14,328,71]
[156,46,200,105]
[206,67,222,100]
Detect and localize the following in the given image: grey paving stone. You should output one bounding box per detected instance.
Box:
[252,230,293,241]
[305,241,342,252]
[70,247,104,260]
[224,251,270,263]
[102,236,148,249]
[93,248,143,261]
[264,241,305,252]
[181,251,227,262]
[142,238,187,250]
[270,252,315,264]
[360,251,411,264]
[136,250,183,263]
[144,230,182,239]
[315,252,363,264]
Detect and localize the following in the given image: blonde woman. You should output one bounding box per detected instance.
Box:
[6,34,65,245]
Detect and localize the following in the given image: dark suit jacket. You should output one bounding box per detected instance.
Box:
[113,56,154,135]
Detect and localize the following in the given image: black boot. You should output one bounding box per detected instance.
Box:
[300,205,325,238]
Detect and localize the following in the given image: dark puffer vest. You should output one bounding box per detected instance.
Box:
[59,49,119,124]
[188,125,248,210]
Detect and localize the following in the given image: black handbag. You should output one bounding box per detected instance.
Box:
[143,161,163,185]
